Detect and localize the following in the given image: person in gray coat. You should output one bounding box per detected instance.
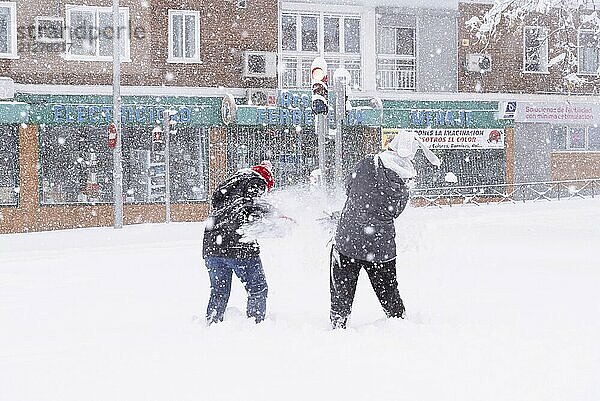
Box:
[330,131,440,329]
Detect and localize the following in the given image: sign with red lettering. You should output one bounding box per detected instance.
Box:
[514,102,600,124]
[382,128,505,150]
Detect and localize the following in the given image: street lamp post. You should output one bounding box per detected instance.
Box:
[333,68,350,187]
[112,0,123,229]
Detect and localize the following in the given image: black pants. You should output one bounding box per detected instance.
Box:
[330,248,405,329]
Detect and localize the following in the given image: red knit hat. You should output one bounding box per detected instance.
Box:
[251,161,274,191]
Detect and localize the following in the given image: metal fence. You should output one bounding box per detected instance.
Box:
[410,178,600,207]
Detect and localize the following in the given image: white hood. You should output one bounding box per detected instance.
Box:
[387,130,442,167]
[375,150,417,179]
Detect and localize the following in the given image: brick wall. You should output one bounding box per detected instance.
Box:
[551,152,600,181]
[458,2,600,95]
[0,0,278,88]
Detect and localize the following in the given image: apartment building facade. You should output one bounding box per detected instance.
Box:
[0,0,279,233]
[458,1,600,184]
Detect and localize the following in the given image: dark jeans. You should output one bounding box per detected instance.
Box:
[330,247,405,329]
[205,256,268,325]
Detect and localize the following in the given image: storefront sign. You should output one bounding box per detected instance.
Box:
[255,91,365,126]
[411,109,472,128]
[382,128,505,150]
[52,105,191,124]
[514,102,600,124]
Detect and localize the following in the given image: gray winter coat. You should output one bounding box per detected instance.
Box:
[334,154,410,263]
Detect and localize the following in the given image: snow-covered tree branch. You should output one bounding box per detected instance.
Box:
[466,0,600,87]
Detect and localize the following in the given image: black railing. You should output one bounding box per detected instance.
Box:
[410,178,600,207]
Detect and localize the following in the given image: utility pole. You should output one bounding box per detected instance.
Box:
[112,0,123,229]
[162,110,171,224]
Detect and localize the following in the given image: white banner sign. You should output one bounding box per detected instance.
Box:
[514,102,600,124]
[382,128,505,150]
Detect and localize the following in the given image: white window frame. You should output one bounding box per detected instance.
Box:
[523,26,549,74]
[167,10,201,63]
[279,10,362,89]
[35,16,64,43]
[376,26,416,91]
[65,5,130,62]
[566,126,587,150]
[0,1,18,59]
[577,29,600,76]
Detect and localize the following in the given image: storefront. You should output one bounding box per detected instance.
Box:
[229,91,382,185]
[512,101,600,182]
[0,93,226,234]
[0,101,29,207]
[380,100,510,189]
[1,89,388,233]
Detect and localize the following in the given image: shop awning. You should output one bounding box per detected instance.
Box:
[0,102,29,124]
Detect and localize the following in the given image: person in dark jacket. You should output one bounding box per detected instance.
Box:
[330,131,440,329]
[203,161,275,325]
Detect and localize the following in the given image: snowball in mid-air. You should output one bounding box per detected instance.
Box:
[445,172,458,183]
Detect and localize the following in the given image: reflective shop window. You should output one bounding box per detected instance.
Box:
[551,126,567,150]
[40,125,210,204]
[587,127,600,151]
[551,125,600,151]
[40,125,114,204]
[568,127,586,149]
[123,126,210,203]
[0,125,19,206]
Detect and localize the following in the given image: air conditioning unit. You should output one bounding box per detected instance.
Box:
[0,77,15,100]
[243,51,277,78]
[247,88,277,106]
[466,53,492,73]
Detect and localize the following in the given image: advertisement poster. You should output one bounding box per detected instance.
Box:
[514,102,600,124]
[381,128,505,150]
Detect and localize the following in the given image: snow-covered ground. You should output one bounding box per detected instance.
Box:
[1,189,599,401]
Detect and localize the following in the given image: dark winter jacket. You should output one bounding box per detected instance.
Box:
[334,154,409,263]
[203,170,272,260]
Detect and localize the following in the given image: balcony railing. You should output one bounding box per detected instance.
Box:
[410,179,600,207]
[377,57,416,91]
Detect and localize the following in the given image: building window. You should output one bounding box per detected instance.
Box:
[65,5,130,61]
[568,127,586,149]
[35,17,64,43]
[40,125,114,204]
[281,15,297,52]
[344,18,360,54]
[551,126,600,151]
[523,26,548,73]
[551,126,567,150]
[125,126,209,202]
[301,16,318,52]
[280,12,362,89]
[377,26,416,90]
[168,10,200,63]
[0,2,17,58]
[39,123,209,205]
[588,127,600,151]
[578,30,600,75]
[0,125,18,206]
[324,17,339,53]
